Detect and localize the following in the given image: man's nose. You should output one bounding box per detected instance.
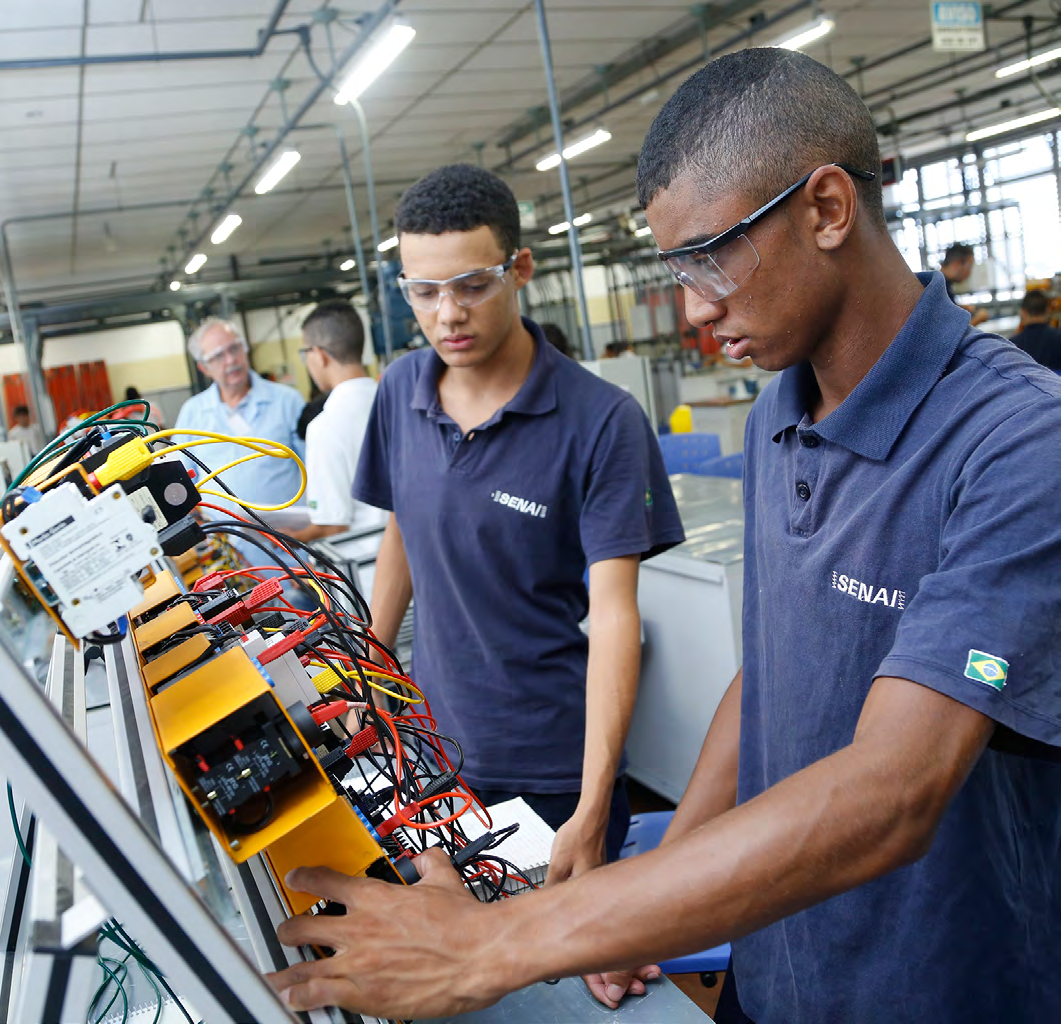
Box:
[438,291,468,324]
[683,287,726,330]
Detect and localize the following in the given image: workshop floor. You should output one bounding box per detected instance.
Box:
[626,780,724,1020]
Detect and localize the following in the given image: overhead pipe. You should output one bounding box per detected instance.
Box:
[0,0,293,69]
[169,0,402,286]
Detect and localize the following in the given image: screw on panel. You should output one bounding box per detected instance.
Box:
[150,547,160,557]
[112,490,121,500]
[71,598,81,606]
[18,527,27,535]
[230,840,241,851]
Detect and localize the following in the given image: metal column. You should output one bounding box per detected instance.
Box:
[533,0,594,361]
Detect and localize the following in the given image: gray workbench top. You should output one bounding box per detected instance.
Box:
[420,974,712,1022]
[667,474,744,567]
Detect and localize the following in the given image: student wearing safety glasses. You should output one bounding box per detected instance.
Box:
[349,163,684,918]
[269,48,1061,1024]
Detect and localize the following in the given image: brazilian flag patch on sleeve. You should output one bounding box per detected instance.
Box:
[964,649,1009,691]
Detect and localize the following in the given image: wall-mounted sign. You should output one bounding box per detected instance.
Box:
[517,200,537,230]
[930,2,985,52]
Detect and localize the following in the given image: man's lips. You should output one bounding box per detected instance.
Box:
[718,335,750,359]
[441,334,474,348]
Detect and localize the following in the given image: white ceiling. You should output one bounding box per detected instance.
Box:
[2,0,1060,303]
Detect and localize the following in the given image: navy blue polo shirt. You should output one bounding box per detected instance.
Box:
[735,271,1061,1023]
[353,319,683,792]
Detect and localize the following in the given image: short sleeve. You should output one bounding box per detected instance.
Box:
[352,376,394,512]
[877,400,1061,746]
[580,397,684,566]
[304,417,351,525]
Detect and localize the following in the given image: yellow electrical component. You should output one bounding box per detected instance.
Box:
[143,633,211,692]
[93,437,153,487]
[129,569,181,623]
[265,796,400,914]
[148,647,337,863]
[133,602,197,654]
[310,666,341,694]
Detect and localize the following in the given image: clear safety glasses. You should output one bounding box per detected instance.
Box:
[656,164,876,302]
[397,255,517,312]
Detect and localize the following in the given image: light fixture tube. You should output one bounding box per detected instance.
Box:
[536,129,612,172]
[377,235,399,252]
[169,280,182,291]
[254,150,301,195]
[548,213,592,235]
[210,213,242,245]
[773,14,835,50]
[334,22,416,105]
[996,46,1061,78]
[340,258,356,271]
[634,225,653,237]
[966,107,1060,142]
[185,253,207,274]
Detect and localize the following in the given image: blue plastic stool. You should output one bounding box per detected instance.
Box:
[621,812,731,981]
[657,432,722,475]
[696,452,744,479]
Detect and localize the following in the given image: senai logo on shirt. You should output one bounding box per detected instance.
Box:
[964,649,1009,691]
[491,489,548,519]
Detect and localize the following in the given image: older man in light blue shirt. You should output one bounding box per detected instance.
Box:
[174,318,306,553]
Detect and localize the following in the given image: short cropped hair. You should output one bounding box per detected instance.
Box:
[637,48,885,226]
[12,405,28,418]
[395,164,521,255]
[187,317,247,362]
[301,300,365,365]
[942,243,975,267]
[1021,290,1049,317]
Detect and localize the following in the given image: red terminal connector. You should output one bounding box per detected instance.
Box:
[377,800,421,839]
[345,725,378,758]
[246,578,282,609]
[193,572,225,594]
[205,602,251,628]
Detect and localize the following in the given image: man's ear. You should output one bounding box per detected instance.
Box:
[800,165,859,253]
[512,247,535,291]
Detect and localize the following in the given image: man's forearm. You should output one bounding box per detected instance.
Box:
[370,514,413,650]
[286,522,348,543]
[579,602,641,822]
[662,668,742,845]
[492,679,994,988]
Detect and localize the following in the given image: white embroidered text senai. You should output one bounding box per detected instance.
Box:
[830,570,905,610]
[491,490,548,519]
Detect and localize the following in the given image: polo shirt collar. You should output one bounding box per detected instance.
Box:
[770,271,969,460]
[203,370,268,411]
[410,317,558,420]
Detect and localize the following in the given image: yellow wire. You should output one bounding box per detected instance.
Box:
[141,429,307,511]
[322,665,424,704]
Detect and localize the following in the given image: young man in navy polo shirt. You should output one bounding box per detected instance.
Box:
[269,51,1061,1023]
[350,165,683,894]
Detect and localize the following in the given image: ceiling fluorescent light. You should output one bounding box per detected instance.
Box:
[340,258,356,271]
[966,107,1060,142]
[773,14,835,50]
[548,213,592,235]
[185,253,207,274]
[536,129,612,172]
[378,235,399,252]
[169,280,181,291]
[996,46,1061,78]
[210,213,242,245]
[634,225,653,237]
[254,150,301,195]
[334,22,416,104]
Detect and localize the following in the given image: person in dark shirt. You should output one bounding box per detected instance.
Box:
[1010,289,1061,370]
[940,243,989,325]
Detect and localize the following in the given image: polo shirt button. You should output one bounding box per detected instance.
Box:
[796,481,811,501]
[452,430,462,442]
[800,434,820,448]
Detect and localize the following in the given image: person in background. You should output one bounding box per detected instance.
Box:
[351,163,683,937]
[1010,289,1061,370]
[7,405,44,456]
[173,317,305,515]
[940,243,989,325]
[296,382,326,441]
[114,386,165,429]
[540,321,572,358]
[285,300,385,543]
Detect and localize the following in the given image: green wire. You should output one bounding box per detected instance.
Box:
[92,955,130,1024]
[137,958,163,1024]
[7,398,159,494]
[6,783,31,867]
